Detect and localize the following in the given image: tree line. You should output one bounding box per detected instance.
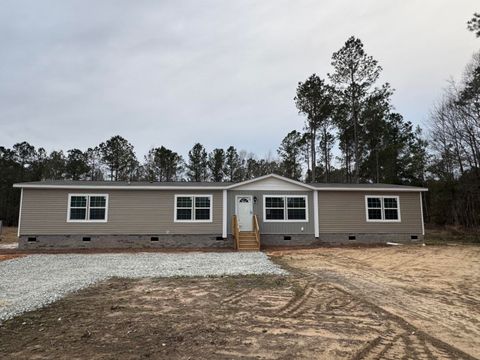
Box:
[1,17,479,231]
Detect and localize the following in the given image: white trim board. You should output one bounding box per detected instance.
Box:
[313,190,319,238]
[17,188,23,237]
[222,190,227,238]
[227,173,316,191]
[420,192,425,236]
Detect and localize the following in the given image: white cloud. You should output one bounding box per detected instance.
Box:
[0,0,478,158]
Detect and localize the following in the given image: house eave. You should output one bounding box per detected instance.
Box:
[315,187,428,192]
[226,173,317,190]
[12,184,229,190]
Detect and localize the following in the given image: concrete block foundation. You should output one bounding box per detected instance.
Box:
[19,233,423,249]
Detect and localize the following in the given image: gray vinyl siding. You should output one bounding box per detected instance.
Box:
[20,189,223,235]
[318,191,422,234]
[227,190,314,234]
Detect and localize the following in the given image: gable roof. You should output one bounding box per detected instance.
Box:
[227,173,316,190]
[13,174,427,192]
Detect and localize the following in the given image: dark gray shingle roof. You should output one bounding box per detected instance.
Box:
[14,180,232,187]
[311,183,424,190]
[13,179,426,191]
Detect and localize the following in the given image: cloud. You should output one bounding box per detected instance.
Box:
[0,0,478,159]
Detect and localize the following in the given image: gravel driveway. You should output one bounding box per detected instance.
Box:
[0,252,286,322]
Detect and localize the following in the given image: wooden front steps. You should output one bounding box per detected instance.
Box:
[237,231,260,251]
[232,215,261,251]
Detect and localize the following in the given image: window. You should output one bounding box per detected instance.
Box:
[264,195,308,221]
[68,194,108,222]
[175,195,212,222]
[365,196,400,222]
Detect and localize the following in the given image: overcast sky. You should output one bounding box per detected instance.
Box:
[0,0,478,160]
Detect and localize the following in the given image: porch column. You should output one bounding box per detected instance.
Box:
[313,190,319,238]
[222,189,227,238]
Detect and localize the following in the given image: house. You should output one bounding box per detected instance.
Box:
[13,174,427,250]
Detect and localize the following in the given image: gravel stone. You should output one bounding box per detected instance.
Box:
[0,252,286,322]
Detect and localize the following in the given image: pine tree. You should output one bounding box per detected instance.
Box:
[66,149,90,180]
[278,130,303,180]
[99,136,137,181]
[224,146,242,182]
[467,13,480,37]
[295,74,334,182]
[208,148,225,182]
[329,36,382,183]
[145,146,183,182]
[187,143,208,182]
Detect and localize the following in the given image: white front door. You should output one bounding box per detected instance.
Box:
[236,196,253,231]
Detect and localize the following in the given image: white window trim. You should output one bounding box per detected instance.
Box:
[67,193,109,223]
[174,194,213,223]
[263,195,309,222]
[365,195,401,223]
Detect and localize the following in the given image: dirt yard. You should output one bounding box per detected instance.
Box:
[0,245,479,359]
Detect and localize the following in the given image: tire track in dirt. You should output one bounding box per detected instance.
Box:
[221,289,250,305]
[277,282,314,317]
[296,269,479,360]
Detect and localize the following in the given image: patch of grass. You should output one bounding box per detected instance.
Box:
[291,283,306,300]
[0,227,18,243]
[425,226,480,245]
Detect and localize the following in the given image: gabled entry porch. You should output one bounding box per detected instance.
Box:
[232,195,260,251]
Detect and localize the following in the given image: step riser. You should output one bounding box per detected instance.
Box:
[236,231,260,251]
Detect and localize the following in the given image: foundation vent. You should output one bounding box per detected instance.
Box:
[151,236,159,242]
[284,236,291,241]
[82,237,91,242]
[348,235,356,240]
[411,235,418,240]
[27,237,37,242]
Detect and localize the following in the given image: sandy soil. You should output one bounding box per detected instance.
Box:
[271,245,480,359]
[0,245,479,359]
[0,255,23,261]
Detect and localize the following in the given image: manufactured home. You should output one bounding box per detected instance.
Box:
[14,174,427,250]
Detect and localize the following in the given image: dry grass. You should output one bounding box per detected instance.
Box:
[0,227,17,244]
[425,225,480,244]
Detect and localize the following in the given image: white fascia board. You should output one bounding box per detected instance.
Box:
[227,173,316,190]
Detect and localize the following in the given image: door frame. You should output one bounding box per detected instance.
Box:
[235,195,253,230]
